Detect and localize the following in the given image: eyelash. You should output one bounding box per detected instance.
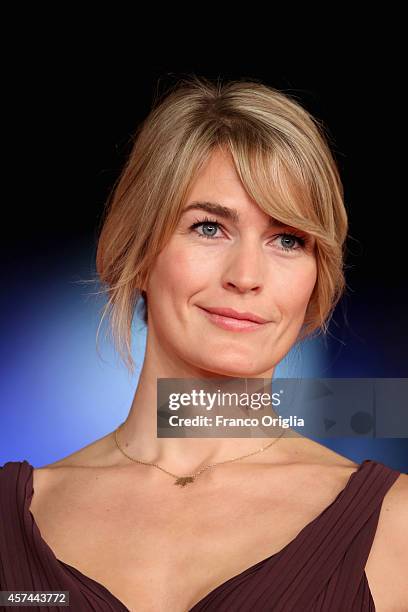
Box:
[189,216,309,253]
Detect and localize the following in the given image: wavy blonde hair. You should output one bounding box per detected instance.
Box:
[92,75,349,375]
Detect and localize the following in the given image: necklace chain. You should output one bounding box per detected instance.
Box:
[113,422,285,487]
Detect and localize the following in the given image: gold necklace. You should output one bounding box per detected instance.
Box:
[113,422,285,487]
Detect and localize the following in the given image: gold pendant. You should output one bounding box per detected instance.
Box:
[174,476,195,487]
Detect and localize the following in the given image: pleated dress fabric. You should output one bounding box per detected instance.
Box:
[0,458,402,611]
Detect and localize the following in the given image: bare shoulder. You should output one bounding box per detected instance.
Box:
[32,429,118,503]
[277,434,360,471]
[377,469,408,545]
[38,429,117,470]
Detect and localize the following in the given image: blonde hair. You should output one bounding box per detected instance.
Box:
[92,75,349,375]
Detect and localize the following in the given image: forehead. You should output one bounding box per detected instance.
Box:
[185,148,257,216]
[190,147,239,188]
[183,148,286,228]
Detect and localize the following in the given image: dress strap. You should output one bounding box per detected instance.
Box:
[287,459,402,611]
[247,459,402,611]
[0,461,37,589]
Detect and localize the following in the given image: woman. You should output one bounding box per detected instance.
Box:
[1,76,407,611]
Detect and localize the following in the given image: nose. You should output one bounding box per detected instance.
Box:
[221,239,264,294]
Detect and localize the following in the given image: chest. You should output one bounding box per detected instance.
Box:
[28,465,389,612]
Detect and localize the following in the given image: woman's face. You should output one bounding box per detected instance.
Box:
[145,147,317,377]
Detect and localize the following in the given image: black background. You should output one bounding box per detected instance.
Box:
[3,24,407,377]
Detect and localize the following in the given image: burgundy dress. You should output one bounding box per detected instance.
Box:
[0,458,403,611]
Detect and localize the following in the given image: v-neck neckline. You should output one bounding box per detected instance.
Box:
[23,459,373,612]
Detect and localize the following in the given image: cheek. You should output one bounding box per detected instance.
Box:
[274,261,317,319]
[149,244,212,301]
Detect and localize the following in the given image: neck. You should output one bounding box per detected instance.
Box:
[112,336,298,475]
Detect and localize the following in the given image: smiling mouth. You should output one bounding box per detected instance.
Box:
[197,307,270,332]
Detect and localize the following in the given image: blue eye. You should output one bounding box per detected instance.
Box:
[278,234,306,251]
[189,216,308,253]
[190,217,221,239]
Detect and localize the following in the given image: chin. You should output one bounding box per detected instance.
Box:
[200,360,260,378]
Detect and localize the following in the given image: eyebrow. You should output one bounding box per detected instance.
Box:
[182,201,287,228]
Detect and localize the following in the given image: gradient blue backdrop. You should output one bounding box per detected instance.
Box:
[1,240,407,472]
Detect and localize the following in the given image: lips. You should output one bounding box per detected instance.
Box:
[199,306,269,324]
